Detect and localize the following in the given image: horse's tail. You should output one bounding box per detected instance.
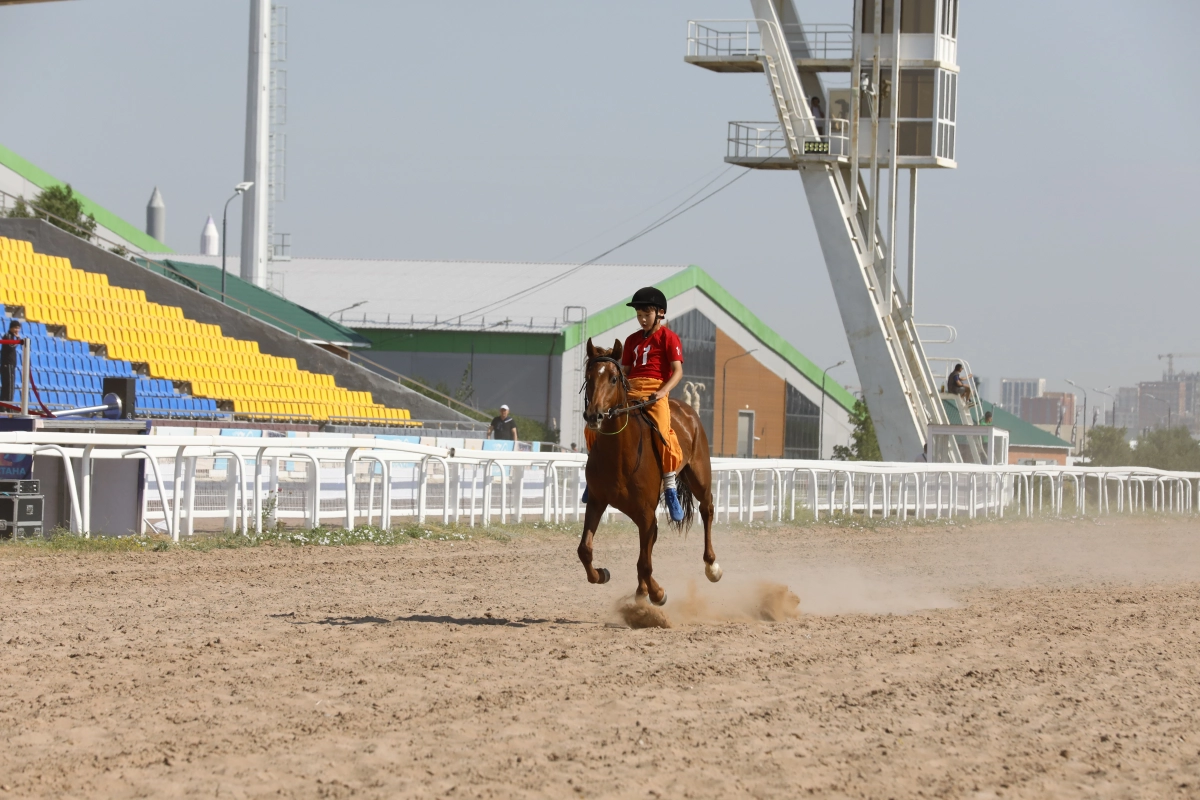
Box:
[669,471,695,534]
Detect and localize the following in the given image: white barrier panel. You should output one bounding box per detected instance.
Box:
[0,431,1196,538]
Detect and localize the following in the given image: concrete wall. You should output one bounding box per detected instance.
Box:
[715,329,786,457]
[0,219,471,423]
[361,350,562,426]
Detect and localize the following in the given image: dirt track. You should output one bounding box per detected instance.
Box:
[2,517,1199,799]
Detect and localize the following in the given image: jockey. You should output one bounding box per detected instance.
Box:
[581,287,686,521]
[621,287,686,521]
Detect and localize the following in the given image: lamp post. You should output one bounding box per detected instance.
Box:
[1093,386,1114,428]
[221,182,254,304]
[720,348,757,456]
[819,360,846,458]
[1144,393,1171,430]
[329,300,368,322]
[1065,379,1088,454]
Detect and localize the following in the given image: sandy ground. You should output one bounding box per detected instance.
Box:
[2,517,1199,799]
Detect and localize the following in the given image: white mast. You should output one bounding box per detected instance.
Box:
[240,0,270,287]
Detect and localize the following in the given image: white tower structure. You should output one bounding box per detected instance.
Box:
[686,0,962,461]
[200,215,219,256]
[145,186,165,243]
[240,0,288,288]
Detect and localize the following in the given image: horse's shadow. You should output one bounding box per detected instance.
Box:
[292,614,585,628]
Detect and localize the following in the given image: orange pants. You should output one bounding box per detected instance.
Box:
[585,377,683,473]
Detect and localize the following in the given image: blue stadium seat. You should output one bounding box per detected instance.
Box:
[3,326,222,420]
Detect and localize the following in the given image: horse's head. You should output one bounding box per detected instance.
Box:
[583,337,626,431]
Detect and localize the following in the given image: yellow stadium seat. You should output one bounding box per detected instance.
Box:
[0,236,413,426]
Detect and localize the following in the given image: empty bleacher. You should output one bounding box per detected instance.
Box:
[0,236,414,424]
[2,313,222,418]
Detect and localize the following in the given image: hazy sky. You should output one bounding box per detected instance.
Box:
[2,0,1197,409]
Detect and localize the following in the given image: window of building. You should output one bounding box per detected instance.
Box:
[784,382,820,459]
[901,0,937,34]
[667,309,716,449]
[936,69,957,160]
[940,0,959,38]
[862,0,936,35]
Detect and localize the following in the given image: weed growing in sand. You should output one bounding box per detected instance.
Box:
[0,521,537,553]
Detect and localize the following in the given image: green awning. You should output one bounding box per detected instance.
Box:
[942,398,1071,449]
[136,258,370,347]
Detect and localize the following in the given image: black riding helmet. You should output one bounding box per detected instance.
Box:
[627,286,667,312]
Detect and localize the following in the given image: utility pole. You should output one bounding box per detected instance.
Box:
[819,360,847,458]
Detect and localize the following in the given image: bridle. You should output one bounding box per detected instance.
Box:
[581,355,655,435]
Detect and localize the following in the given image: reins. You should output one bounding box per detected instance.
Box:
[580,355,656,435]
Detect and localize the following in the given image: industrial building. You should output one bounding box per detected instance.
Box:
[162,254,858,458]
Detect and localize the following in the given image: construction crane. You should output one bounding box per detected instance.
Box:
[1156,353,1200,380]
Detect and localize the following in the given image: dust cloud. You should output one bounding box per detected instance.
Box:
[615,579,802,628]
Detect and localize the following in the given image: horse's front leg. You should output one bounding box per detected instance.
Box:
[636,517,667,606]
[577,499,611,584]
[685,467,722,582]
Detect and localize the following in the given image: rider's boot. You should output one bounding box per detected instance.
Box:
[663,472,684,522]
[581,485,589,504]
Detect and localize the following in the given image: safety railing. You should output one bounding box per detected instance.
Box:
[687,20,853,60]
[783,23,854,59]
[687,20,762,58]
[727,120,850,161]
[1,432,1196,539]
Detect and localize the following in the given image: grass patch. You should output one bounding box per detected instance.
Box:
[0,519,590,554]
[4,510,1139,555]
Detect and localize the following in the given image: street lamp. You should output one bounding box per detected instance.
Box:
[221,182,254,304]
[720,349,757,455]
[1065,379,1088,453]
[1093,386,1114,428]
[1144,393,1171,430]
[328,300,368,322]
[819,360,847,458]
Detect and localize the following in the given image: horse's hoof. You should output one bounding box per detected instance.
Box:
[596,567,610,585]
[651,591,668,607]
[705,562,723,583]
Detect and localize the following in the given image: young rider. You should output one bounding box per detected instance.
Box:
[581,287,686,521]
[622,287,686,521]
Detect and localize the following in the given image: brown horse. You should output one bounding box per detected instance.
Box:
[577,337,721,605]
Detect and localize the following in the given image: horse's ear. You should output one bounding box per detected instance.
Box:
[586,338,595,358]
[612,339,623,361]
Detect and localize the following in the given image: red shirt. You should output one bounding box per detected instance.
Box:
[622,325,683,382]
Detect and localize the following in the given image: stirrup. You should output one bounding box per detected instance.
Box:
[664,487,684,522]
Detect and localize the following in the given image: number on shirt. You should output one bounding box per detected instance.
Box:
[640,345,651,366]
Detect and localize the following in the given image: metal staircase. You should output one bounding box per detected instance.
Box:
[693,0,956,461]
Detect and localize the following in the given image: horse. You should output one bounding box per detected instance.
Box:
[576,337,721,606]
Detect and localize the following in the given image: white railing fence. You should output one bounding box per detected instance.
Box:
[2,433,1196,540]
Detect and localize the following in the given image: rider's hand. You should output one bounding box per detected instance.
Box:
[652,389,667,402]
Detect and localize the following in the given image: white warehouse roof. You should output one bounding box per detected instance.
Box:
[156,254,683,333]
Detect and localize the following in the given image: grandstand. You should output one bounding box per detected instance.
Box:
[0,235,415,424]
[1,313,221,418]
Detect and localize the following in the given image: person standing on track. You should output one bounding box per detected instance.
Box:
[489,404,518,442]
[1,320,21,404]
